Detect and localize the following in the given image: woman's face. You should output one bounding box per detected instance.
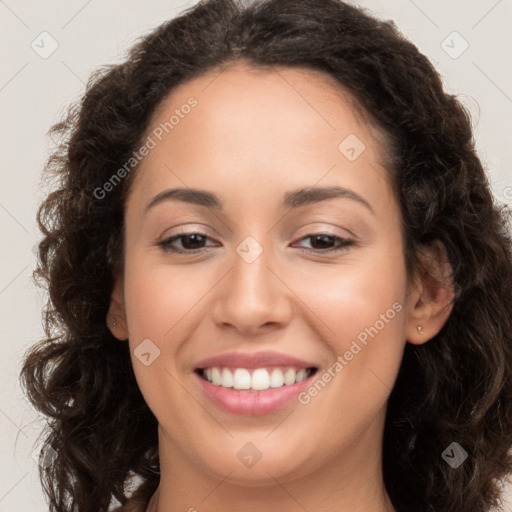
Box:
[112,63,424,485]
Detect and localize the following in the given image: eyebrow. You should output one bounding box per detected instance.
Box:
[145,186,374,215]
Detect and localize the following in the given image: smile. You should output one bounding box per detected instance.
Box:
[195,366,318,415]
[198,366,316,391]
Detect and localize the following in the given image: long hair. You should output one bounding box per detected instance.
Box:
[20,1,512,511]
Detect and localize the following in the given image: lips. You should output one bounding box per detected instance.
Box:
[194,351,318,415]
[195,350,316,370]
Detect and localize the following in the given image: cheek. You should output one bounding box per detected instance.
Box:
[123,250,203,341]
[295,239,407,341]
[122,250,199,395]
[290,241,408,415]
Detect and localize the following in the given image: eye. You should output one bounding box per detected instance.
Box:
[292,233,354,254]
[157,232,217,254]
[157,231,354,255]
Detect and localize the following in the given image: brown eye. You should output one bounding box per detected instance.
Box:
[157,232,354,255]
[293,234,354,254]
[158,232,215,253]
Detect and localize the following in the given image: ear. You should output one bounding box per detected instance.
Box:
[405,240,455,345]
[107,275,129,340]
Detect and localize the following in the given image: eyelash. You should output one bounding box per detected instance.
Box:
[157,231,355,255]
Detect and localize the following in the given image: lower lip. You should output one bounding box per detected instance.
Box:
[195,372,314,416]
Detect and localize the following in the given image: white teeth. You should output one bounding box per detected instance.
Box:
[202,366,313,391]
[233,368,251,389]
[211,367,222,386]
[296,368,308,382]
[221,368,233,388]
[251,368,270,390]
[269,368,285,388]
[283,368,296,386]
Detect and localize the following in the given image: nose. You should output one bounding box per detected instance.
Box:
[210,239,294,336]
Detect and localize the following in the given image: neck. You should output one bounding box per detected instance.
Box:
[147,413,396,512]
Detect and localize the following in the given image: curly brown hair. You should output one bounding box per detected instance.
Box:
[20,0,512,511]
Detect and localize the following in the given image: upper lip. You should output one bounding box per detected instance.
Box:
[195,351,316,370]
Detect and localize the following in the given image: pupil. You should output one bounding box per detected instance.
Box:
[184,234,204,249]
[313,235,332,249]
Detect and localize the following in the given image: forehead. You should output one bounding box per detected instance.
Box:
[149,62,376,142]
[127,62,394,210]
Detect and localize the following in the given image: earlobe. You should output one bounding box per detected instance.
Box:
[405,240,455,345]
[107,277,129,340]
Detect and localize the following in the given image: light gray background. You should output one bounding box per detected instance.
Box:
[1,1,511,510]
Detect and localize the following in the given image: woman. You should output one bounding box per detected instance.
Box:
[20,0,512,511]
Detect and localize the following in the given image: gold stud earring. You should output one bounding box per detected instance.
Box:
[417,325,423,334]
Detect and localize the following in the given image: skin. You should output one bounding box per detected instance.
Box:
[108,63,454,512]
